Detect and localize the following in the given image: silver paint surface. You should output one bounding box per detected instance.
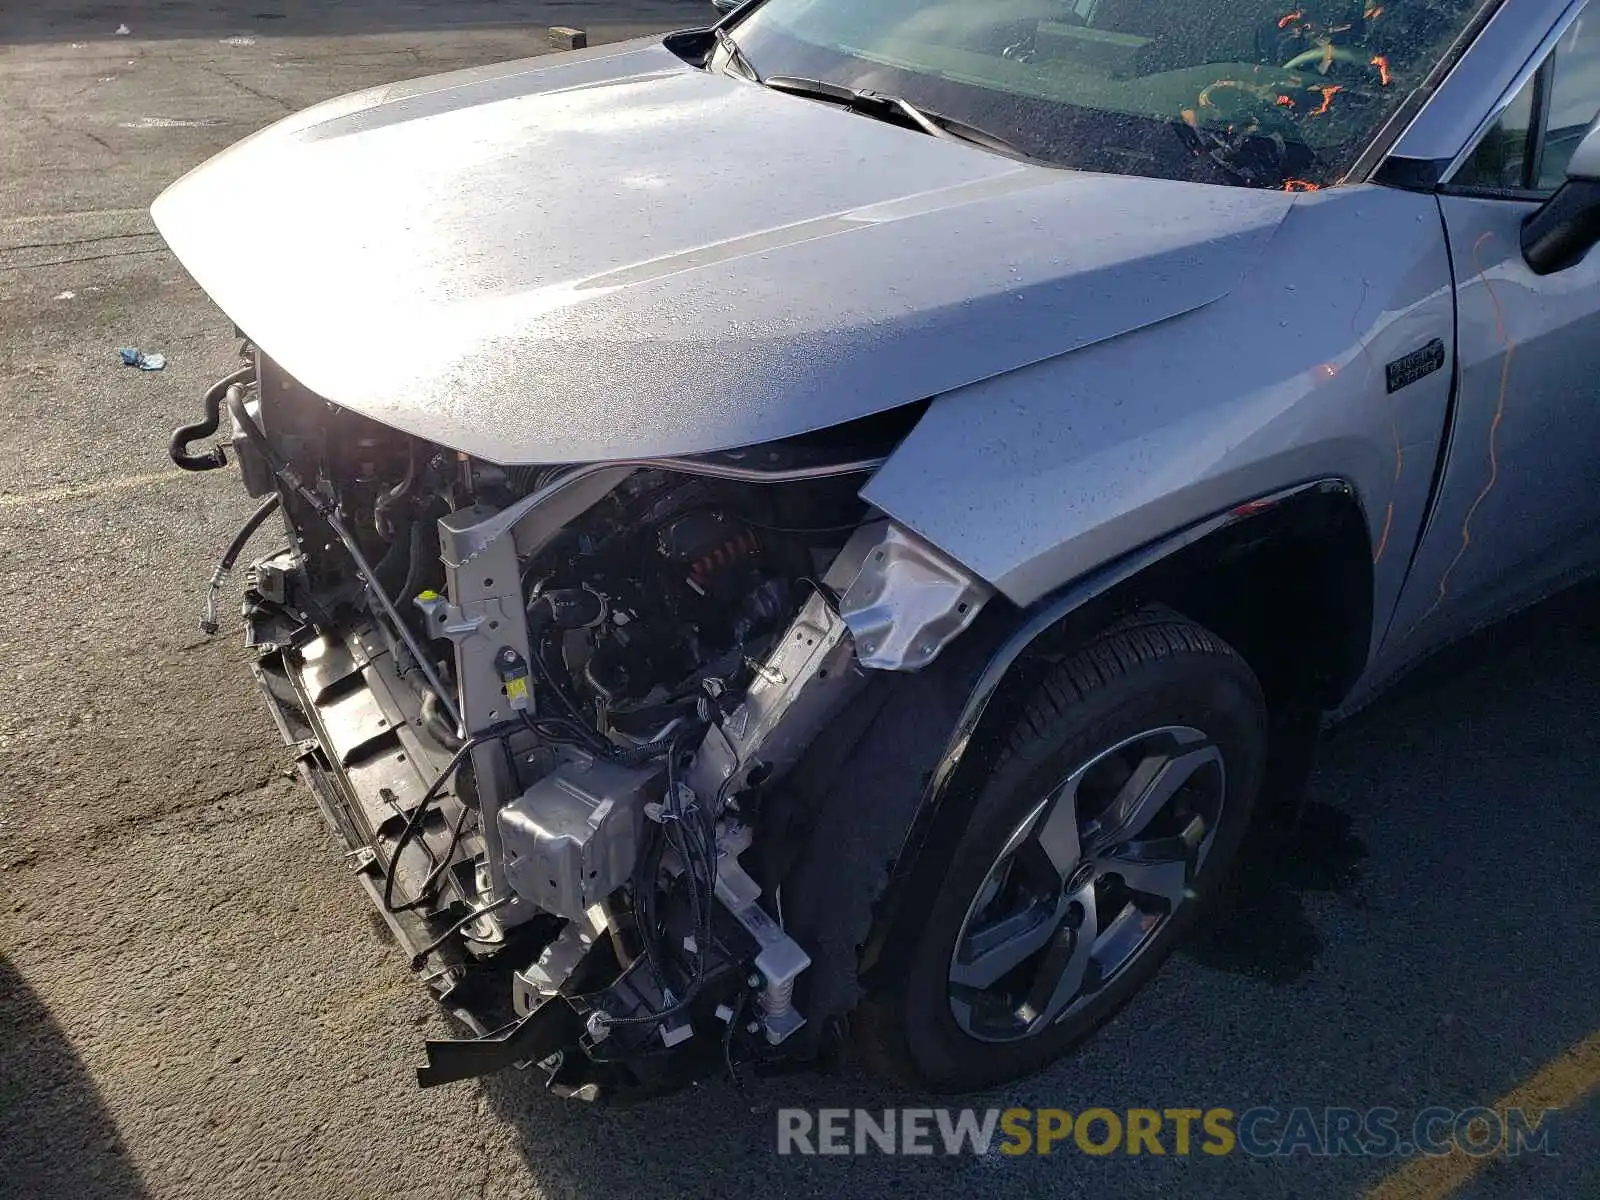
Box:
[152,18,1600,696]
[151,39,1291,465]
[1381,190,1600,659]
[866,184,1458,624]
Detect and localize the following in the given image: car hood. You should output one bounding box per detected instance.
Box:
[152,38,1294,465]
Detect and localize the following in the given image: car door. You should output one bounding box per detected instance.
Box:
[1385,2,1600,653]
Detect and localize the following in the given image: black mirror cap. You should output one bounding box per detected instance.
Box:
[1522,179,1600,275]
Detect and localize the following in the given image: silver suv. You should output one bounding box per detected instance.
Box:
[158,0,1600,1094]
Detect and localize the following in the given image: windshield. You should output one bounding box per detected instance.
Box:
[726,0,1487,189]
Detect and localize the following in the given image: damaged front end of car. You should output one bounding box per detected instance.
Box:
[172,349,992,1097]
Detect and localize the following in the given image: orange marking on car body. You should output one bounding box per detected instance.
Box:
[1371,54,1392,85]
[1373,501,1394,563]
[1407,232,1511,635]
[1278,10,1304,27]
[1308,84,1342,115]
[1283,179,1321,191]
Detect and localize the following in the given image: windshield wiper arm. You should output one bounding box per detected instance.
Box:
[762,76,1035,161]
[713,27,761,83]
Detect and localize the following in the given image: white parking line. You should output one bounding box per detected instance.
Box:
[0,469,188,510]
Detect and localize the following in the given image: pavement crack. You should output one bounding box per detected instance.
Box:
[200,62,295,112]
[0,231,158,254]
[0,246,166,272]
[4,780,302,875]
[16,98,121,161]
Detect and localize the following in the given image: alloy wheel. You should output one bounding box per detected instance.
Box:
[947,725,1225,1042]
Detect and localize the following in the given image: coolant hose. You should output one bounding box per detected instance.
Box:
[170,365,253,471]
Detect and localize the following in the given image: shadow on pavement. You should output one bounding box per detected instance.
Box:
[1184,577,1598,986]
[0,957,148,1200]
[1183,799,1369,984]
[0,0,708,45]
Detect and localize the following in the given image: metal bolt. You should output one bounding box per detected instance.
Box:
[745,1021,762,1035]
[747,972,763,989]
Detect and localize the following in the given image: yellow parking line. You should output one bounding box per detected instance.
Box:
[1366,1028,1600,1200]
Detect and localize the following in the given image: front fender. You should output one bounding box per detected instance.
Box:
[861,184,1455,665]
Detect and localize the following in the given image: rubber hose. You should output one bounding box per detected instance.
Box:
[170,365,252,471]
[220,494,282,572]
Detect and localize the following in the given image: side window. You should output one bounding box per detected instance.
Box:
[1539,12,1600,186]
[1455,10,1600,194]
[1458,80,1534,190]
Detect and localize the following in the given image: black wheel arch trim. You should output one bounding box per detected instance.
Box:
[855,477,1369,988]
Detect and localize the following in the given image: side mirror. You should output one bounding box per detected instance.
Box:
[1521,115,1600,274]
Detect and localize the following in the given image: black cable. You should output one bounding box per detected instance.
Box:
[529,641,612,755]
[221,494,283,572]
[525,644,685,766]
[566,943,652,1003]
[631,825,671,1001]
[722,989,747,1094]
[739,516,868,536]
[200,494,283,635]
[408,896,512,969]
[409,799,475,904]
[591,732,717,1032]
[382,722,519,914]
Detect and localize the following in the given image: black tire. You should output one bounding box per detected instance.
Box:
[856,607,1268,1092]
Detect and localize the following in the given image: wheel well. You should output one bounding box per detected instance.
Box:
[1133,488,1375,715]
[969,485,1373,827]
[786,487,1376,1004]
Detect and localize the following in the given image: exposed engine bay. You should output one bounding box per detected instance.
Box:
[177,350,992,1095]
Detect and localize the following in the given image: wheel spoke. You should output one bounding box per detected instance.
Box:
[1025,882,1098,1028]
[1081,896,1159,987]
[951,898,1068,990]
[1108,853,1189,909]
[1087,743,1220,851]
[1105,814,1207,909]
[1031,776,1083,880]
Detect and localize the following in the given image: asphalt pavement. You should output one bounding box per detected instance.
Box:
[1,4,1596,1198]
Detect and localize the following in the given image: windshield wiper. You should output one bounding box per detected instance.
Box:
[713,27,762,83]
[762,75,1036,162]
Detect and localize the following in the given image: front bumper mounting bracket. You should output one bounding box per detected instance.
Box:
[415,996,586,1088]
